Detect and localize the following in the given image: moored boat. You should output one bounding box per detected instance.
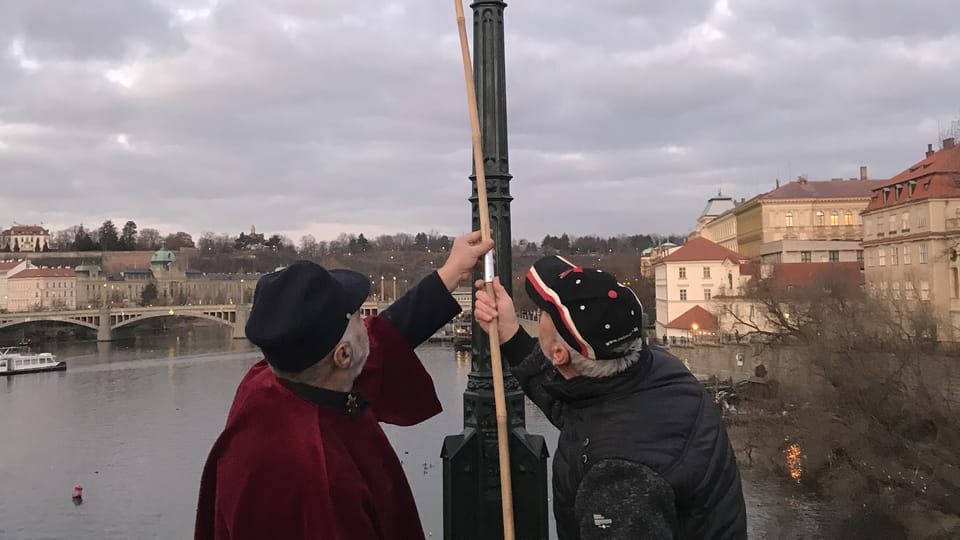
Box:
[0,346,66,376]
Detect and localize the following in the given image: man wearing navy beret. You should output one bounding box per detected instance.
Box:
[195,231,493,540]
[474,255,747,540]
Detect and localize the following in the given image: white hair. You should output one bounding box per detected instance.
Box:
[273,322,369,383]
[562,335,644,378]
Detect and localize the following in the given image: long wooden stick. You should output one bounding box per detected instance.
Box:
[454,2,515,538]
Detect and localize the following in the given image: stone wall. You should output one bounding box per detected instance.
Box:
[668,342,960,407]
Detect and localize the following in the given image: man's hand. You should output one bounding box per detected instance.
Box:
[437,231,495,291]
[473,277,519,345]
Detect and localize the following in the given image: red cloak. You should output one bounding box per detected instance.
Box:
[194,315,442,539]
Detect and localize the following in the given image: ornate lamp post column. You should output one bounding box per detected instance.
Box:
[442,2,549,539]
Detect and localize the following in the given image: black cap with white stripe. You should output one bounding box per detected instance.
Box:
[524,255,644,361]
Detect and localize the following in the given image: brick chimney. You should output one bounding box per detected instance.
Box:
[927,143,935,158]
[944,137,956,150]
[859,165,867,180]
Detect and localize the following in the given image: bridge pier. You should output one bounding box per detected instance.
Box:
[232,304,250,340]
[97,309,113,342]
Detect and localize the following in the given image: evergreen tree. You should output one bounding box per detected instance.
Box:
[99,220,120,250]
[120,221,138,250]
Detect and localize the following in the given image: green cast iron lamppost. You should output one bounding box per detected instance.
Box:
[442,2,549,539]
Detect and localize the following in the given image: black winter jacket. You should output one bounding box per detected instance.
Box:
[502,329,747,539]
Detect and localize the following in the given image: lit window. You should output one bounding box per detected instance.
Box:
[785,212,793,227]
[816,211,825,226]
[844,212,854,225]
[830,211,839,226]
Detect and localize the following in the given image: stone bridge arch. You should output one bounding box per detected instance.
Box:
[0,316,99,333]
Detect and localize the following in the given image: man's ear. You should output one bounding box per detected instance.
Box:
[331,342,353,369]
[549,342,570,367]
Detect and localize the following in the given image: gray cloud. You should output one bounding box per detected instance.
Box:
[1,0,959,244]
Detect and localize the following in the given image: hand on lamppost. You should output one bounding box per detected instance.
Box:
[437,230,495,292]
[473,277,519,345]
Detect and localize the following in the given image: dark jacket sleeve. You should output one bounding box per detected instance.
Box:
[501,327,566,429]
[379,271,461,348]
[575,459,678,540]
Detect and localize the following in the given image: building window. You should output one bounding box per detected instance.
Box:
[890,247,898,265]
[829,250,840,262]
[844,211,854,225]
[879,248,886,266]
[889,215,897,233]
[703,267,711,279]
[902,213,910,232]
[857,250,864,263]
[704,289,712,301]
[880,282,888,297]
[801,251,811,263]
[903,245,911,265]
[816,211,825,226]
[906,282,915,300]
[785,212,793,227]
[918,213,928,228]
[920,280,930,301]
[892,282,901,300]
[680,289,687,301]
[919,243,928,264]
[953,268,959,299]
[830,211,839,226]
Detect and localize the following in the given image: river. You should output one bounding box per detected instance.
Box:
[0,328,835,539]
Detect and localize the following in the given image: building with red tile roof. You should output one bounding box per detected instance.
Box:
[861,138,960,340]
[730,168,885,259]
[0,224,51,252]
[653,237,749,340]
[6,267,76,311]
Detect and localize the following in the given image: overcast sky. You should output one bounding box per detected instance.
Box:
[1,0,958,243]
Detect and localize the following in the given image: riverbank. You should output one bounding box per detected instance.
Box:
[725,401,960,540]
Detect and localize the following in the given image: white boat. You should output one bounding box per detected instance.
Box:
[0,346,67,376]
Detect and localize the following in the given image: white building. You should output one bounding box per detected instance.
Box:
[1,225,51,252]
[654,237,748,341]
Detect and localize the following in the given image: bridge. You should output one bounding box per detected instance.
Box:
[0,300,386,342]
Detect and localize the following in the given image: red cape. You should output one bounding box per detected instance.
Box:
[195,316,442,539]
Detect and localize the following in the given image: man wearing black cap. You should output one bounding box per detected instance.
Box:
[474,255,747,539]
[195,231,493,540]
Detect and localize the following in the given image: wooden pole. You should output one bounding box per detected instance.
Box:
[454,1,515,538]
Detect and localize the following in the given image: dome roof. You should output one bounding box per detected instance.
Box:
[151,249,177,263]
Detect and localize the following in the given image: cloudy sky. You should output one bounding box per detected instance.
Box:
[1,0,958,243]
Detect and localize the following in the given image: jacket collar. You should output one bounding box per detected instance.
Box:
[542,347,653,407]
[277,378,369,418]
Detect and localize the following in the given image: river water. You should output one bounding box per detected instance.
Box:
[0,328,834,539]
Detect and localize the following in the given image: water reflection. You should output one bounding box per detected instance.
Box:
[786,442,804,483]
